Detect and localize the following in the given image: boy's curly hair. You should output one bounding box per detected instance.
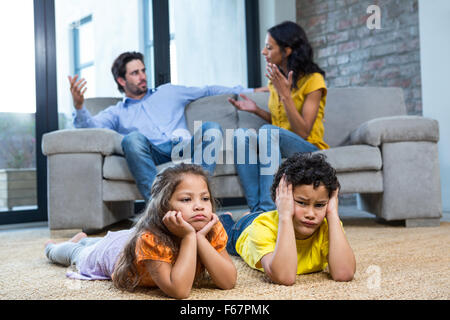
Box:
[270,152,340,202]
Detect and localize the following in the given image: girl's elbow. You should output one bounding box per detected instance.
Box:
[219,279,236,290]
[166,285,192,299]
[171,288,191,300]
[219,270,237,290]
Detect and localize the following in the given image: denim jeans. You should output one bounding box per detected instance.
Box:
[122,121,223,201]
[219,211,263,256]
[233,124,318,214]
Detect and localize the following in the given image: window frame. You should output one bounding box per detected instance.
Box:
[72,14,94,79]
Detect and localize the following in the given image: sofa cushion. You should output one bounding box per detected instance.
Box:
[315,145,382,172]
[349,116,439,146]
[42,128,124,156]
[104,155,133,181]
[323,87,407,147]
[337,171,383,194]
[104,150,237,182]
[84,97,122,116]
[185,94,238,134]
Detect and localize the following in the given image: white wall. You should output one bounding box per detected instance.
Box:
[258,0,297,86]
[170,0,247,87]
[418,0,450,211]
[54,0,142,124]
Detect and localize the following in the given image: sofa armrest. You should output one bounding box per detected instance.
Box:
[42,128,124,156]
[349,116,439,147]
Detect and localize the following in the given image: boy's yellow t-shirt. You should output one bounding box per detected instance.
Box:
[235,210,330,275]
[268,72,329,150]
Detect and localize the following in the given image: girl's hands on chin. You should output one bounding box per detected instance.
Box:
[197,213,219,238]
[163,211,196,238]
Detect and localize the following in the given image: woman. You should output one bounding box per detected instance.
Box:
[228,21,329,214]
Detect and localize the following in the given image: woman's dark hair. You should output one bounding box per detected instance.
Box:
[271,153,340,202]
[268,21,325,89]
[111,51,145,93]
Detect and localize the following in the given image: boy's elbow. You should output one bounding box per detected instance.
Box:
[331,269,355,282]
[266,270,296,286]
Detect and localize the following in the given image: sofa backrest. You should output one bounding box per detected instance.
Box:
[87,87,407,149]
[84,97,122,116]
[185,94,238,133]
[185,92,271,134]
[324,87,407,147]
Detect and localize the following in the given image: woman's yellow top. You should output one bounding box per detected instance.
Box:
[268,72,329,150]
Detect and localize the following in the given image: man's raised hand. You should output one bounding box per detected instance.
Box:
[68,75,87,110]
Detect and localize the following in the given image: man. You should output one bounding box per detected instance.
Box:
[69,51,260,202]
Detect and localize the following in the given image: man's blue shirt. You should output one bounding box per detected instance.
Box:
[73,83,251,146]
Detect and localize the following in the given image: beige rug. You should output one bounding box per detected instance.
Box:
[0,217,449,300]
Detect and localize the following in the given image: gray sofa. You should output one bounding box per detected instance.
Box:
[42,87,442,230]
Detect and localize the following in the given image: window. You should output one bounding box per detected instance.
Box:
[144,0,260,87]
[168,0,248,87]
[0,0,57,225]
[72,15,95,98]
[55,0,150,129]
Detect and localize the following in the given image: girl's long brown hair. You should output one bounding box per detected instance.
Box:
[112,163,218,292]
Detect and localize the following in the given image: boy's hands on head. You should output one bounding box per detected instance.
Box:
[326,188,340,218]
[163,211,196,238]
[197,213,219,238]
[275,175,295,220]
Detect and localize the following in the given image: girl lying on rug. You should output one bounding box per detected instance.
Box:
[45,163,236,299]
[219,153,356,285]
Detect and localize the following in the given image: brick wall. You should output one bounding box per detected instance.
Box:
[297,0,422,115]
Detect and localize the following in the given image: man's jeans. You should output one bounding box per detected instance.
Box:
[121,121,223,201]
[233,124,319,214]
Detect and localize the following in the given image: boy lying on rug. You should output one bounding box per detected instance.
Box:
[219,153,356,285]
[44,163,236,299]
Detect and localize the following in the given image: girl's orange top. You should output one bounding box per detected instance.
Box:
[134,222,228,287]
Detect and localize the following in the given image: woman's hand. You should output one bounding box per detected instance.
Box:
[228,94,258,113]
[197,213,219,238]
[265,63,293,101]
[275,175,295,221]
[163,211,196,238]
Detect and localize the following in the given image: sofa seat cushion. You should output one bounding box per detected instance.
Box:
[315,145,382,173]
[104,155,133,181]
[103,150,237,182]
[104,144,382,182]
